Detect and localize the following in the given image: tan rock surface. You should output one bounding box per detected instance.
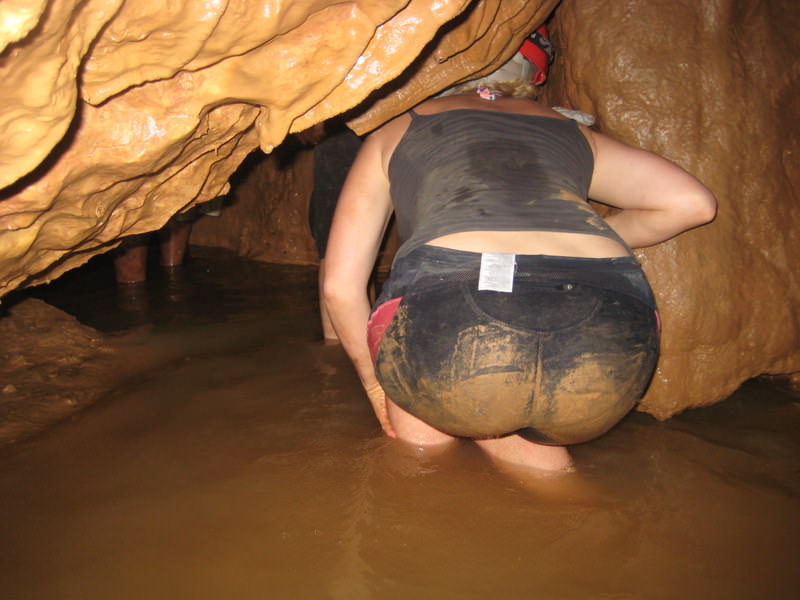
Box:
[4,0,555,294]
[190,147,319,265]
[0,297,119,444]
[540,0,800,416]
[189,145,399,269]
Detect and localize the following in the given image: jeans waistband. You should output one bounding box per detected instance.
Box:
[380,245,656,310]
[399,245,643,275]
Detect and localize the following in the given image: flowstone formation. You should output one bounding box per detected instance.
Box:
[0,0,797,419]
[539,0,800,416]
[0,0,554,295]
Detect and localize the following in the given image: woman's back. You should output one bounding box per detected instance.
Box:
[375,95,632,259]
[388,107,626,260]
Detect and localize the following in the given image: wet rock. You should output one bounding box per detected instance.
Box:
[540,0,800,416]
[0,298,118,444]
[0,0,554,294]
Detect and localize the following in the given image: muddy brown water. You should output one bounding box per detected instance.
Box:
[1,247,798,599]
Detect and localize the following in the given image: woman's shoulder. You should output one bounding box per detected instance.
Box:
[411,95,563,119]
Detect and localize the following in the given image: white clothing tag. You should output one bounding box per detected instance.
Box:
[478,252,516,293]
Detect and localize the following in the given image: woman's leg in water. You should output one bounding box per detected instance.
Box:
[387,396,571,471]
[474,435,573,472]
[386,397,457,447]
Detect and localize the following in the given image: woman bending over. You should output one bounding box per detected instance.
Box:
[323,71,716,472]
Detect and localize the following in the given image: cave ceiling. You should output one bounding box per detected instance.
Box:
[0,0,556,295]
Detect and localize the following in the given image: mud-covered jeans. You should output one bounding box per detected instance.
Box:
[367,245,660,444]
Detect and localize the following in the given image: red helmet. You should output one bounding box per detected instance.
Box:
[519,24,554,85]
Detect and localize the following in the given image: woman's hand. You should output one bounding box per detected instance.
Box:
[363,381,397,439]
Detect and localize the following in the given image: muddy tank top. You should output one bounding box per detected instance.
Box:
[388,108,629,260]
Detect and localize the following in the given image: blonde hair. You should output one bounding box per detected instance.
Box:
[436,52,539,99]
[445,79,538,99]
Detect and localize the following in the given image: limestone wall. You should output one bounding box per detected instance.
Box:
[540,0,800,415]
[190,147,319,266]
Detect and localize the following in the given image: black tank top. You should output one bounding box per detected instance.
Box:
[388,108,629,259]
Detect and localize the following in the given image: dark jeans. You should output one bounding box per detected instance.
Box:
[369,245,660,444]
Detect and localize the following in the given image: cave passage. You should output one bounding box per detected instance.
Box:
[0,246,798,599]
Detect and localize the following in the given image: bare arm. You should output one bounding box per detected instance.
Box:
[323,130,395,434]
[586,128,717,248]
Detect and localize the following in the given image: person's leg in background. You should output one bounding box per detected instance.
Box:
[158,218,193,269]
[112,213,195,310]
[113,234,150,284]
